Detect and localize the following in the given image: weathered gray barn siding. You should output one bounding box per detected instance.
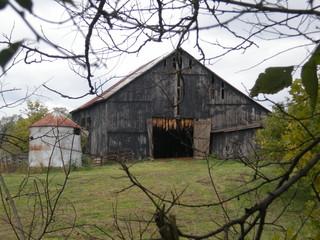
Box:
[71,49,269,159]
[211,129,258,159]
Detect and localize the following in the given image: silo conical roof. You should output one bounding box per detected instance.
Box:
[30,110,81,128]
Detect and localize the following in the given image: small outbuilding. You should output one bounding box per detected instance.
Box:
[28,110,82,167]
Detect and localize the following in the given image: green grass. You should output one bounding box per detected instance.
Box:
[0,159,314,239]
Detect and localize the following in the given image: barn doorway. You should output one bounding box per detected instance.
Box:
[152,118,194,158]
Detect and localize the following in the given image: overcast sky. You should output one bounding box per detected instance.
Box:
[0,1,316,118]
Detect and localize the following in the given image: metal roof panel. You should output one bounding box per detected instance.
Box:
[72,50,174,112]
[30,111,81,128]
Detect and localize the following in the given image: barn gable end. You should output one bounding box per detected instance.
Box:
[71,48,269,159]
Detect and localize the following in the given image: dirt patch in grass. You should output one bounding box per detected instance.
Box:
[195,178,212,186]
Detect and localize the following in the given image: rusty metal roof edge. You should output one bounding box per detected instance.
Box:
[71,49,176,113]
[30,111,82,129]
[101,52,172,98]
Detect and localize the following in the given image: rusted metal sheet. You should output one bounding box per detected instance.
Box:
[30,111,81,128]
[29,145,43,151]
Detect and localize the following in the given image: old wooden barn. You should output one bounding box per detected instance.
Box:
[71,48,269,160]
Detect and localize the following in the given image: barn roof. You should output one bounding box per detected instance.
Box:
[30,110,81,128]
[72,50,173,112]
[71,48,270,114]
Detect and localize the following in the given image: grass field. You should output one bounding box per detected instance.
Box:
[0,159,313,239]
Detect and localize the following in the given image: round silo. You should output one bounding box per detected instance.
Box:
[28,110,82,167]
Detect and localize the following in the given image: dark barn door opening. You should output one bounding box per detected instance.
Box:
[152,118,194,158]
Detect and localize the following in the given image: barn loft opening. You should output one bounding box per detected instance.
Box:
[152,118,194,158]
[188,59,192,70]
[210,75,215,100]
[221,82,225,99]
[74,128,80,135]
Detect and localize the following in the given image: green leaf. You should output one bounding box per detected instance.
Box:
[301,44,320,111]
[312,44,320,64]
[15,0,33,12]
[250,66,294,97]
[0,41,23,70]
[0,0,8,9]
[301,60,318,111]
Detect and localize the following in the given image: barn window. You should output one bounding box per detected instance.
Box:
[173,56,183,70]
[221,82,225,100]
[177,88,181,115]
[86,117,91,129]
[178,56,182,69]
[74,128,80,135]
[176,75,182,116]
[210,75,215,100]
[163,59,167,67]
[81,117,85,127]
[189,59,192,70]
[172,57,177,69]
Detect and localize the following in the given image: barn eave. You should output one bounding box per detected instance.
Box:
[211,122,263,133]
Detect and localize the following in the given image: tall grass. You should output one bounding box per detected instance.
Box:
[0,159,313,239]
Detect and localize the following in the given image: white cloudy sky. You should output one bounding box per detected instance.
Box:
[0,0,316,117]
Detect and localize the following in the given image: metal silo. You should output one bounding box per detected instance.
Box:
[28,110,82,167]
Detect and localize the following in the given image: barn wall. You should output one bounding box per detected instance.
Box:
[72,102,108,155]
[211,129,258,159]
[72,49,269,159]
[72,99,151,158]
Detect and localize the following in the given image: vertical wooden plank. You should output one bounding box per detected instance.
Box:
[194,119,211,159]
[146,118,154,159]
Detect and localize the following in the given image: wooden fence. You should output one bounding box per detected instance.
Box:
[91,148,134,166]
[0,153,28,172]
